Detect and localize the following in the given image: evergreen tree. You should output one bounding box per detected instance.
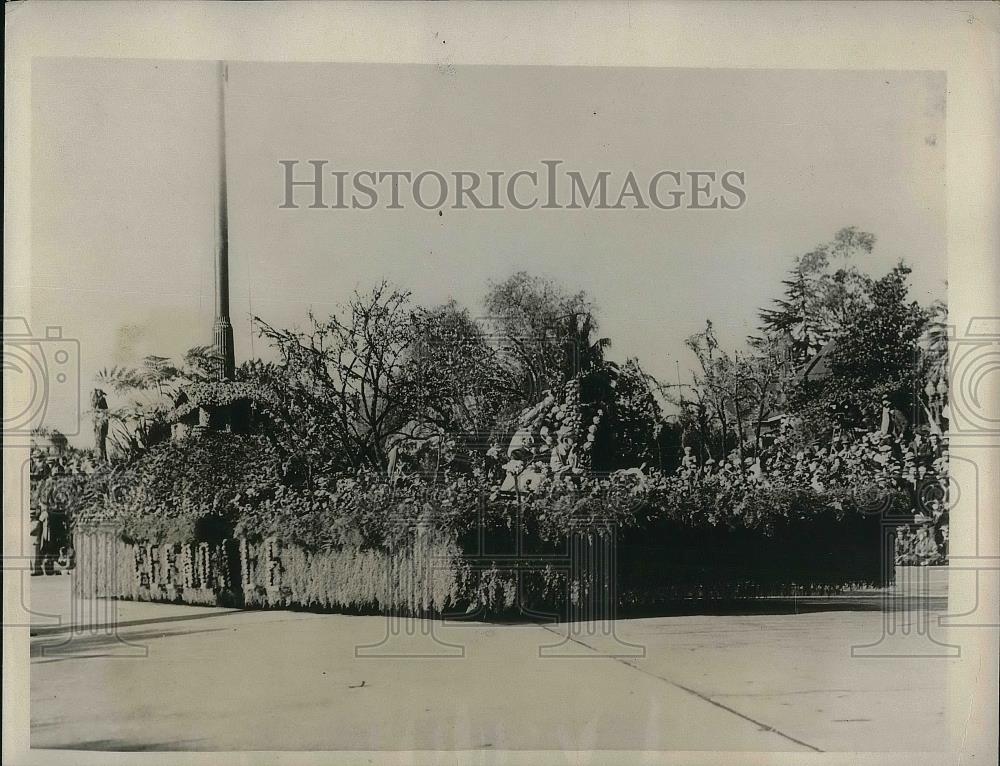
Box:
[759,227,876,364]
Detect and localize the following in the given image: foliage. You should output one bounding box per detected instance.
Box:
[248,279,604,478]
[76,463,900,612]
[76,432,903,555]
[31,426,69,452]
[64,259,947,610]
[95,346,222,399]
[405,300,523,448]
[918,298,949,384]
[786,263,930,429]
[254,282,462,473]
[661,323,786,462]
[75,433,283,544]
[483,271,609,398]
[661,229,941,446]
[597,359,668,470]
[169,380,274,419]
[30,445,99,528]
[759,227,877,364]
[92,345,227,462]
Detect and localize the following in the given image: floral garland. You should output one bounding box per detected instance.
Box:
[148,545,160,587]
[164,545,177,586]
[134,546,150,589]
[137,540,231,591]
[197,542,211,588]
[169,381,274,421]
[501,375,604,479]
[180,544,195,588]
[215,545,230,590]
[238,538,254,588]
[264,538,281,587]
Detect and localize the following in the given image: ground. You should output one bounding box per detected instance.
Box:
[29,572,954,752]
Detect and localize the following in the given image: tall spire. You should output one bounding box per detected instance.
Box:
[213,60,236,381]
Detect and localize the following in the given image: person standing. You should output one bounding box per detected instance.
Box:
[29,507,49,575]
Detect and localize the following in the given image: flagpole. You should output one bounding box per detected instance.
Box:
[213,60,236,381]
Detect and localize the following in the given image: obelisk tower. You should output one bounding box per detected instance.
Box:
[213,60,236,381]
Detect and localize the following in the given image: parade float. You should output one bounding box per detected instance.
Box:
[71,359,899,616]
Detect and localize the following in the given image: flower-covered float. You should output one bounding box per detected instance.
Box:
[497,373,609,493]
[169,380,272,439]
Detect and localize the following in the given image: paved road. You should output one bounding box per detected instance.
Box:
[28,575,955,752]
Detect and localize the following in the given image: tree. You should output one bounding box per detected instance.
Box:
[759,227,876,364]
[92,346,224,461]
[560,310,612,382]
[411,300,522,441]
[95,346,222,402]
[654,375,716,463]
[755,228,946,439]
[31,426,68,452]
[678,323,786,465]
[787,262,930,430]
[600,359,669,470]
[740,336,788,452]
[255,282,466,473]
[483,271,609,399]
[684,321,734,458]
[918,298,949,384]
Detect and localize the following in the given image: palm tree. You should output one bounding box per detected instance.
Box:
[560,311,611,380]
[919,299,949,384]
[92,346,224,461]
[917,299,949,431]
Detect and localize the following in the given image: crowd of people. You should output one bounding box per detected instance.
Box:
[674,413,949,565]
[28,445,97,575]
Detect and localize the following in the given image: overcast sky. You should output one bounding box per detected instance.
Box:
[30,58,946,445]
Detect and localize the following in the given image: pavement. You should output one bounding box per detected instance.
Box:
[27,571,957,752]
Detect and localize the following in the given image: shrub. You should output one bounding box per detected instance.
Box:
[76,433,282,544]
[74,433,904,613]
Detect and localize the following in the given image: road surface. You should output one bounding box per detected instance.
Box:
[28,573,954,752]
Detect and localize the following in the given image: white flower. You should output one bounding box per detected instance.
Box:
[502,459,525,475]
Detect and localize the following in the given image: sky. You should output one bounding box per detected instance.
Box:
[29,58,946,446]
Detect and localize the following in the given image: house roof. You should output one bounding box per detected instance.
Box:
[797,338,837,383]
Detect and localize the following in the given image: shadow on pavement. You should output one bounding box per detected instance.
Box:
[36,738,207,751]
[31,626,233,659]
[29,609,243,638]
[613,595,948,618]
